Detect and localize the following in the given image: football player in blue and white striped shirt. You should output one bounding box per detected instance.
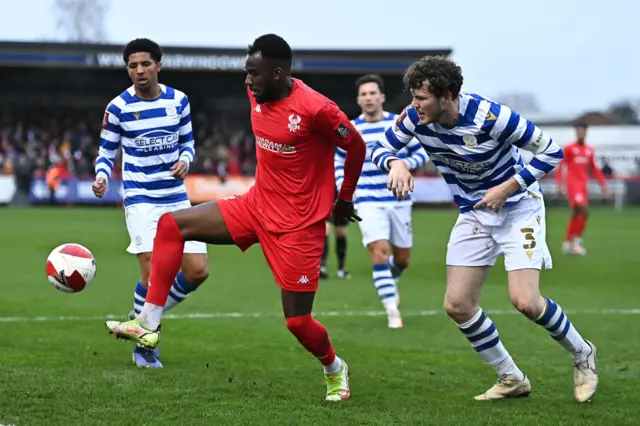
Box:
[92,38,209,369]
[335,74,428,329]
[371,56,598,403]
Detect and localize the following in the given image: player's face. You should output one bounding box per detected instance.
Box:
[244,53,282,104]
[127,52,161,92]
[410,86,445,125]
[576,126,587,142]
[357,82,385,115]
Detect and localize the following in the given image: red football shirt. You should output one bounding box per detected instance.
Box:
[246,78,365,233]
[556,142,606,190]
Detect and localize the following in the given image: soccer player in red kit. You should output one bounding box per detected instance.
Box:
[105,34,367,401]
[556,122,609,255]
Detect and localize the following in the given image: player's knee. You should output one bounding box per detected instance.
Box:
[443,296,475,322]
[369,242,389,264]
[183,263,209,286]
[286,313,312,336]
[510,294,545,320]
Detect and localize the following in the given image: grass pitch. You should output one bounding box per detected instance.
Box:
[0,206,638,425]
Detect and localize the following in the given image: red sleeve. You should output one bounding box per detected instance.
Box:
[314,101,366,201]
[589,150,607,188]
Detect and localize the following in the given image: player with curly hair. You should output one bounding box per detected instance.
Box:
[372,56,598,403]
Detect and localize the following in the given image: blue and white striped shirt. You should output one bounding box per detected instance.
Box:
[95,84,195,207]
[371,93,564,213]
[335,111,428,207]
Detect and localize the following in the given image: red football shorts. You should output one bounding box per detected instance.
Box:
[566,183,588,207]
[217,192,325,292]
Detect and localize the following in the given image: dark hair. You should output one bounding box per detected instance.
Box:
[122,38,162,64]
[247,34,292,67]
[355,74,385,94]
[403,56,463,98]
[575,122,588,130]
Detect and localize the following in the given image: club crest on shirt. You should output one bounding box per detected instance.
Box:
[166,106,177,118]
[463,134,478,147]
[133,111,140,120]
[288,114,302,132]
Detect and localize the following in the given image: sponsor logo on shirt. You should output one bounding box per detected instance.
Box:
[256,136,296,154]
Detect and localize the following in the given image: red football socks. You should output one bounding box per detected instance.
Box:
[565,217,577,242]
[147,213,185,307]
[286,314,336,366]
[565,214,588,242]
[574,214,587,238]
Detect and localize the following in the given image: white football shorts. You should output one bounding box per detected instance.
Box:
[124,200,207,255]
[357,204,413,248]
[446,195,552,271]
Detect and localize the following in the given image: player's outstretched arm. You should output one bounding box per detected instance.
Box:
[371,108,417,200]
[93,104,122,198]
[371,108,415,173]
[402,139,429,171]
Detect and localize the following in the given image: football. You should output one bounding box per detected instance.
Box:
[46,243,97,293]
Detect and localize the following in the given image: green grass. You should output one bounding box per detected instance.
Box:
[0,205,638,425]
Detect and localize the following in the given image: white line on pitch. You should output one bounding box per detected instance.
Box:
[0,308,639,323]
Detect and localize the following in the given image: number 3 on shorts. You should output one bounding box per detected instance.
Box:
[520,227,536,250]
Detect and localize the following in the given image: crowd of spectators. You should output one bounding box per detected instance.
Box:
[0,105,258,178]
[0,104,438,180]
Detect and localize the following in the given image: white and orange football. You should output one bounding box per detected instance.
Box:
[46,243,97,293]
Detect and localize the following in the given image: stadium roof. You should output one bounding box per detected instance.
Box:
[0,41,452,74]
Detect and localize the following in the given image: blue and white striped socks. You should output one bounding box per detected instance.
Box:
[133,272,198,315]
[457,299,590,378]
[133,281,147,315]
[372,264,397,310]
[535,296,590,359]
[165,272,198,310]
[458,308,524,380]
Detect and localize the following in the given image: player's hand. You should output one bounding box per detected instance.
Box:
[474,178,520,213]
[603,187,612,199]
[387,160,414,200]
[171,161,189,180]
[332,199,361,224]
[92,176,107,198]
